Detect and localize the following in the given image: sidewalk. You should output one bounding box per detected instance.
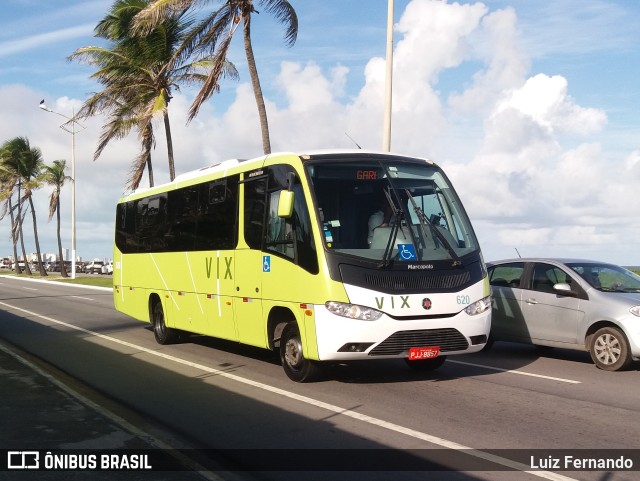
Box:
[0,341,216,480]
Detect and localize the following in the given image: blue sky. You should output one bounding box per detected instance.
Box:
[1,0,639,265]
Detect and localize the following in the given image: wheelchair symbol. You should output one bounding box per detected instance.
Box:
[263,256,271,272]
[398,244,417,260]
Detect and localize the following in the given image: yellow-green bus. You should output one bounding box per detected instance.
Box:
[113,150,491,381]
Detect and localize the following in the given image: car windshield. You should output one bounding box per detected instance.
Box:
[567,263,640,292]
[306,157,480,262]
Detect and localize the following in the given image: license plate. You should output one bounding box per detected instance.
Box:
[408,347,440,360]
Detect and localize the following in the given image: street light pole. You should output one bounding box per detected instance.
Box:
[382,0,394,152]
[39,100,84,279]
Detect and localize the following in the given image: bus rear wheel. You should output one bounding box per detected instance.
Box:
[280,323,321,382]
[152,301,177,345]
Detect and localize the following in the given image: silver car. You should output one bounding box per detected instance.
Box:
[487,258,640,371]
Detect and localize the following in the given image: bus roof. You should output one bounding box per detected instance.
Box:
[119,149,435,201]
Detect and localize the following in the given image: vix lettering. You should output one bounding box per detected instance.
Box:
[205,256,233,280]
[375,295,410,309]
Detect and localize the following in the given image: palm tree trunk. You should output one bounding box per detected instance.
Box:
[144,123,154,187]
[56,199,68,278]
[163,110,176,181]
[18,218,31,275]
[28,196,47,276]
[243,15,271,155]
[16,189,32,275]
[146,155,154,187]
[8,197,20,273]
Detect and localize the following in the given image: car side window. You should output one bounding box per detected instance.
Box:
[489,263,525,288]
[530,263,568,294]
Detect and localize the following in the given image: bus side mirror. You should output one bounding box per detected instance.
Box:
[278,190,294,218]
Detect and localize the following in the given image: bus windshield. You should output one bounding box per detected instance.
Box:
[306,157,480,263]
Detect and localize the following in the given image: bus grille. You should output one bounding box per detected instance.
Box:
[364,271,471,292]
[369,328,469,356]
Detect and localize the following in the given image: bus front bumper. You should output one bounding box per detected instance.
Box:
[313,305,491,361]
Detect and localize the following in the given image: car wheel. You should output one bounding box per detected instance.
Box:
[280,322,321,382]
[404,355,447,371]
[152,301,177,345]
[589,326,632,371]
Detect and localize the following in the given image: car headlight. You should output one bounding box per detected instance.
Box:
[325,301,383,321]
[464,296,491,316]
[630,306,640,317]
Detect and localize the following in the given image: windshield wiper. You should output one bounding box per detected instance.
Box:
[405,189,460,262]
[378,189,403,268]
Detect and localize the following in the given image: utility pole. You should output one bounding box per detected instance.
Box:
[382,0,394,152]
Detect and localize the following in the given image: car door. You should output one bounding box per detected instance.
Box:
[489,262,528,341]
[521,262,583,344]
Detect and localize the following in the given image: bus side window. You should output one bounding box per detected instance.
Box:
[244,165,319,274]
[266,191,294,259]
[136,195,168,252]
[166,186,199,251]
[196,177,239,250]
[265,183,318,274]
[115,201,137,253]
[243,176,267,250]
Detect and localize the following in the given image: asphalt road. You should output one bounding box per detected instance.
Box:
[0,275,638,481]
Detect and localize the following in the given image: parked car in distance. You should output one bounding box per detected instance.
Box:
[11,261,26,271]
[101,261,113,275]
[48,261,72,272]
[487,258,640,371]
[85,260,105,274]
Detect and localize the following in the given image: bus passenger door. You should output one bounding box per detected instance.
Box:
[233,249,265,348]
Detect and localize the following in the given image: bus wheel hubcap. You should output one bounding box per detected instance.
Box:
[285,337,303,369]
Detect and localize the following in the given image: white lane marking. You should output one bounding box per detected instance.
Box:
[0,300,577,481]
[0,340,224,481]
[1,275,111,292]
[448,360,581,384]
[23,287,38,291]
[70,296,95,301]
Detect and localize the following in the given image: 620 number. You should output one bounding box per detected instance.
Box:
[456,295,470,305]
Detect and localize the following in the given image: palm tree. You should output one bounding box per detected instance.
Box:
[43,160,72,278]
[0,137,47,276]
[70,0,235,189]
[0,149,21,273]
[133,0,298,155]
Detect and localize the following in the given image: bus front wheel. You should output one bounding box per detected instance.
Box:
[152,301,177,345]
[280,323,321,382]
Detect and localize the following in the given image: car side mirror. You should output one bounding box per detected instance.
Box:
[553,282,577,297]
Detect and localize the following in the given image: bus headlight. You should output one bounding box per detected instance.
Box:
[325,301,383,321]
[464,296,491,316]
[630,305,640,317]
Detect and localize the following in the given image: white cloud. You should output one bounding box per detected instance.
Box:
[448,6,529,113]
[493,74,607,136]
[0,25,95,57]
